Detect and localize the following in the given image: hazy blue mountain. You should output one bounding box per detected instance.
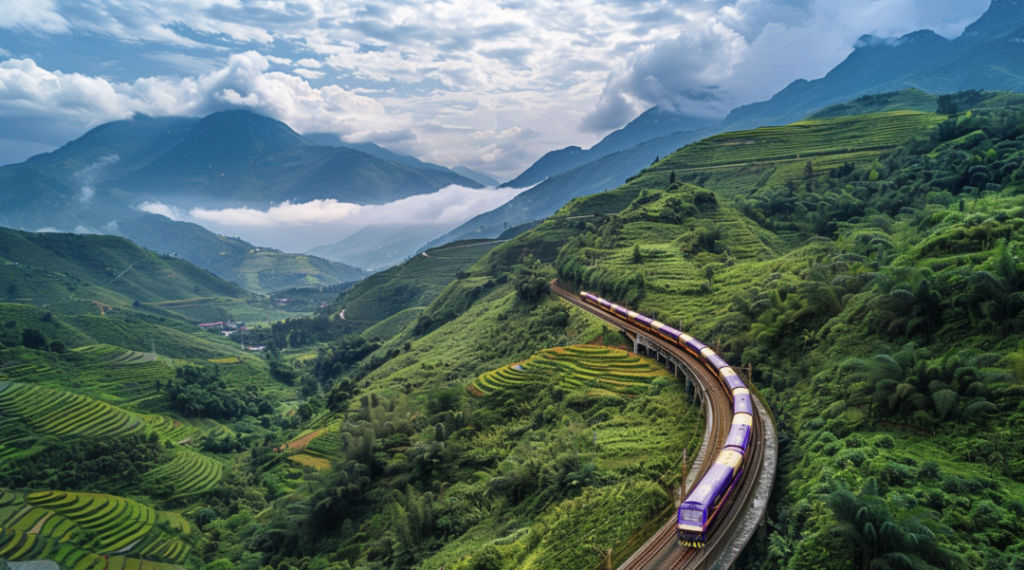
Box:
[720,0,1024,131]
[302,132,478,182]
[115,110,481,205]
[307,223,456,271]
[501,107,716,189]
[451,166,500,187]
[426,127,713,247]
[0,110,486,273]
[118,214,366,293]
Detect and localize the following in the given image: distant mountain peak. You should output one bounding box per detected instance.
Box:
[961,0,1024,41]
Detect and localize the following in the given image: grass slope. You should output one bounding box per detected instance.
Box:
[334,239,504,335]
[119,214,367,293]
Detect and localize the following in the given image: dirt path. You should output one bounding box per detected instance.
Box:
[278,428,325,452]
[28,511,53,535]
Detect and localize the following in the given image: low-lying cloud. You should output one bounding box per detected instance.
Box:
[75,154,119,203]
[143,184,527,252]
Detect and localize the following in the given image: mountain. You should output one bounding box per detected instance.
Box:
[117,214,367,293]
[451,166,500,187]
[434,0,1024,247]
[804,88,939,120]
[0,110,482,235]
[501,107,716,189]
[307,224,456,272]
[302,132,472,178]
[720,0,1024,131]
[425,127,714,247]
[0,110,484,292]
[115,110,481,205]
[0,226,246,314]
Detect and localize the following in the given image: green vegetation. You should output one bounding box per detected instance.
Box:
[8,89,1024,570]
[119,214,366,294]
[806,89,940,120]
[472,345,671,397]
[549,94,1024,568]
[0,489,195,567]
[332,240,503,333]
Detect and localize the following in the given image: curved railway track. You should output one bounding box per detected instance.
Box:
[551,282,776,570]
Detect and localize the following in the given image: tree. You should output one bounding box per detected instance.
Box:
[669,171,676,184]
[49,340,67,354]
[21,328,47,350]
[826,479,963,570]
[632,244,642,264]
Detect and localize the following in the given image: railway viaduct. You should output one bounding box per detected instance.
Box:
[551,283,778,570]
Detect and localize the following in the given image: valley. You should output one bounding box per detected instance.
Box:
[2,2,1024,568]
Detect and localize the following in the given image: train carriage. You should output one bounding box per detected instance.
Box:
[680,336,706,358]
[724,414,753,452]
[720,367,747,392]
[576,292,756,550]
[733,389,754,417]
[699,347,729,374]
[677,450,746,548]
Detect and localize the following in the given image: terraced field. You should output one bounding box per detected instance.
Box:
[287,454,332,471]
[305,429,346,456]
[654,111,943,172]
[0,383,144,440]
[472,345,671,397]
[141,449,223,497]
[0,490,193,567]
[66,346,174,407]
[632,111,945,201]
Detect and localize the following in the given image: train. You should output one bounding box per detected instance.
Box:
[579,291,753,549]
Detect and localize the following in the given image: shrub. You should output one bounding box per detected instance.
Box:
[21,328,47,350]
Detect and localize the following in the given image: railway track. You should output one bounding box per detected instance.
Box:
[551,282,775,570]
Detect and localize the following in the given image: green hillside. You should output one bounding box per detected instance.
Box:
[805,89,939,120]
[119,214,367,293]
[644,110,944,198]
[0,227,244,311]
[334,239,505,335]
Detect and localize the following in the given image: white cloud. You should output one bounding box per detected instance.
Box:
[75,154,119,203]
[0,0,69,34]
[0,52,390,144]
[137,202,184,221]
[295,58,322,69]
[190,199,362,227]
[293,68,325,80]
[171,184,527,251]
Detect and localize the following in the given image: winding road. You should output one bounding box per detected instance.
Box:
[551,282,777,570]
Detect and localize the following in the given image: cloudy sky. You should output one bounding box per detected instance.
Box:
[0,0,991,179]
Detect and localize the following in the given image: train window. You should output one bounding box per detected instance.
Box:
[681,509,702,522]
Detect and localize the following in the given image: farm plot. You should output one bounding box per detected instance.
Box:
[60,347,175,407]
[0,383,144,439]
[23,491,193,563]
[141,449,223,497]
[473,345,671,397]
[305,428,347,456]
[287,454,332,471]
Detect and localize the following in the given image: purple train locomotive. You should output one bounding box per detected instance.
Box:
[579,292,754,548]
